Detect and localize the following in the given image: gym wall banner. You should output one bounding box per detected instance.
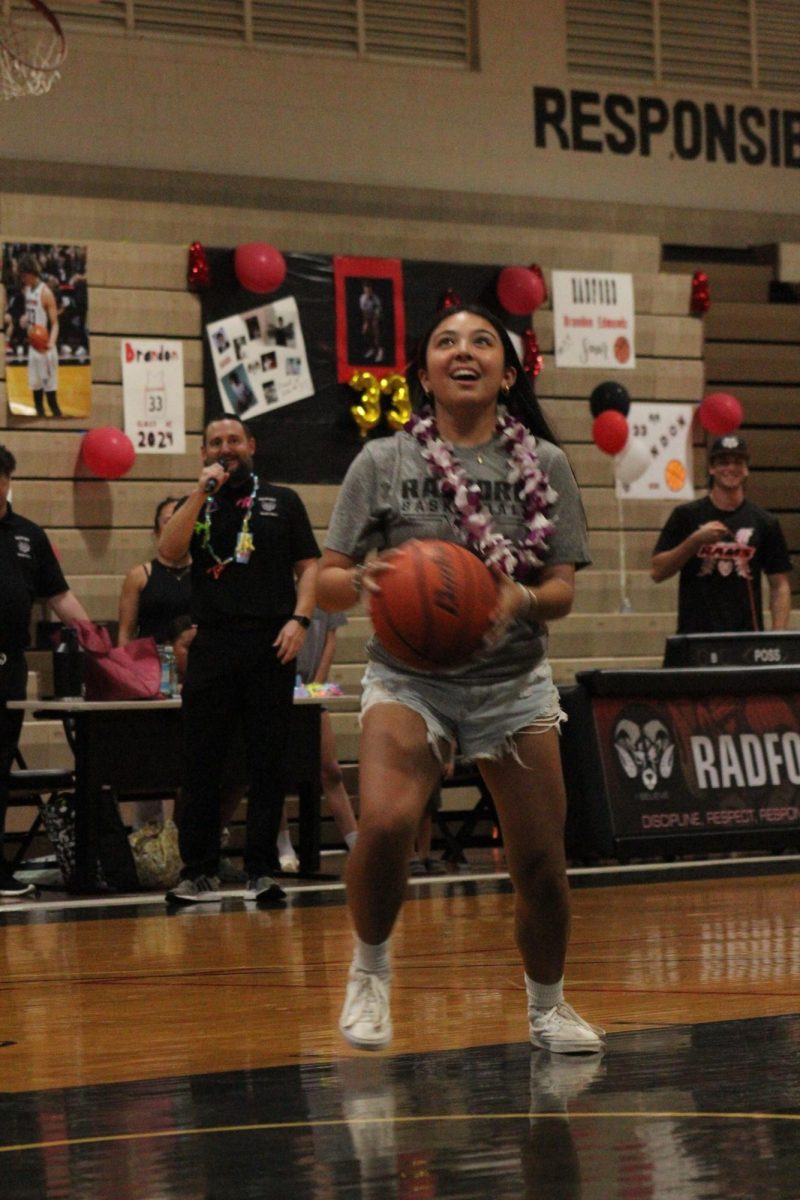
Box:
[591,690,800,841]
[122,338,186,455]
[2,241,91,419]
[199,249,526,484]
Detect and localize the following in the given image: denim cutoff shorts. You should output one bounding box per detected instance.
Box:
[360,659,566,764]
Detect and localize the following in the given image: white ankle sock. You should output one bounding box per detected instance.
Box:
[525,974,564,1010]
[344,831,358,850]
[354,935,390,977]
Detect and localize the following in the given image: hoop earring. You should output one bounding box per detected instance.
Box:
[500,384,510,397]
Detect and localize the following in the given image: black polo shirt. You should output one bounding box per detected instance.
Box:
[0,506,68,651]
[188,477,320,629]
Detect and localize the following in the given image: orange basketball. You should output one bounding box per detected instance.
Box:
[27,324,49,353]
[368,540,498,671]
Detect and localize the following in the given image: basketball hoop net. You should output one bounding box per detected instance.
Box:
[0,0,66,100]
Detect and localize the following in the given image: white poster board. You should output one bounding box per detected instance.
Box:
[616,402,695,500]
[206,296,313,420]
[552,270,636,369]
[122,338,186,453]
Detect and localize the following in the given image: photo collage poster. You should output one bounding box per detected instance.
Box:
[2,241,91,418]
[205,296,313,421]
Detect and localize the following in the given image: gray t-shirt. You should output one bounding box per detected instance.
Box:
[325,429,590,682]
[295,605,347,682]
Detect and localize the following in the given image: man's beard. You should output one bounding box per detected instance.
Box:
[208,454,252,484]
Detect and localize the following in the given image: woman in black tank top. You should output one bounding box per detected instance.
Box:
[118,497,191,646]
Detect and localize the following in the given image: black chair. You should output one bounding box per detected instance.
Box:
[6,749,75,871]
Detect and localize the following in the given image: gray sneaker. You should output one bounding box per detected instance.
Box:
[243,875,287,903]
[165,875,221,905]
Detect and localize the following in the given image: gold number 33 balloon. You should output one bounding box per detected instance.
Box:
[348,371,412,437]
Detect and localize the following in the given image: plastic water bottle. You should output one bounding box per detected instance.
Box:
[159,644,177,697]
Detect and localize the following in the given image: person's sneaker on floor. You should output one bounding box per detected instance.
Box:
[408,856,426,877]
[218,856,246,884]
[339,964,392,1050]
[0,873,37,898]
[424,857,449,875]
[243,875,286,903]
[529,1000,605,1055]
[165,875,221,905]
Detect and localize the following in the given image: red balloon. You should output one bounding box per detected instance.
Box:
[698,392,743,435]
[234,242,286,294]
[592,410,629,456]
[496,266,547,315]
[81,427,136,480]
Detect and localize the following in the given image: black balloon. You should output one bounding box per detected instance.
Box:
[589,381,631,417]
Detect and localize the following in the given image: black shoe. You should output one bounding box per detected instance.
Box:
[0,874,37,898]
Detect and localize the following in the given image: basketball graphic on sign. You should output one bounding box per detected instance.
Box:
[665,459,687,492]
[613,336,631,364]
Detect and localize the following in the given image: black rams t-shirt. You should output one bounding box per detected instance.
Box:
[187,477,320,629]
[0,507,68,651]
[653,496,792,633]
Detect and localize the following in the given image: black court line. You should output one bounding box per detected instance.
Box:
[0,1016,798,1200]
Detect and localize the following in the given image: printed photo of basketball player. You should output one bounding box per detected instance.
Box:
[333,255,406,383]
[1,241,91,418]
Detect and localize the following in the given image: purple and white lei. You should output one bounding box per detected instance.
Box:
[405,406,557,580]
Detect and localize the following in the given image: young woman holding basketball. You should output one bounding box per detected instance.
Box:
[317,303,604,1056]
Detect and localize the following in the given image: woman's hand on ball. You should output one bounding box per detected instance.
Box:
[358,552,397,596]
[484,571,519,645]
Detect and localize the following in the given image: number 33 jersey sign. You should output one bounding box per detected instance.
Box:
[122,339,186,454]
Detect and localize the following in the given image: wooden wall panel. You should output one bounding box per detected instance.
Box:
[777,244,800,282]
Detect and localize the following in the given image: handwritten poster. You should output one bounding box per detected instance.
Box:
[122,338,186,453]
[552,270,636,369]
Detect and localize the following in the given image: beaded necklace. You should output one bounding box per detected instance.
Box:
[406,406,557,580]
[194,473,259,579]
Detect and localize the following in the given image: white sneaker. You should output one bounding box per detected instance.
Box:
[339,965,392,1050]
[243,875,287,903]
[529,1000,605,1055]
[165,875,221,905]
[279,852,300,873]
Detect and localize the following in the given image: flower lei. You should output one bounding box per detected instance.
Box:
[405,406,557,580]
[194,474,259,579]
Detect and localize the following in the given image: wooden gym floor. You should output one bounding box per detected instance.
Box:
[1,854,799,1199]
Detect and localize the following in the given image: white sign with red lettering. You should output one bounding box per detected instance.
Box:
[552,270,636,369]
[122,339,186,454]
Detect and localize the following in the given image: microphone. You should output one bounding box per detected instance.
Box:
[203,456,229,494]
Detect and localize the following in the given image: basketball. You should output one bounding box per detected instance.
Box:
[368,540,498,671]
[27,324,49,353]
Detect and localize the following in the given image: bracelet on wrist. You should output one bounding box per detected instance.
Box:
[516,582,539,622]
[291,613,311,629]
